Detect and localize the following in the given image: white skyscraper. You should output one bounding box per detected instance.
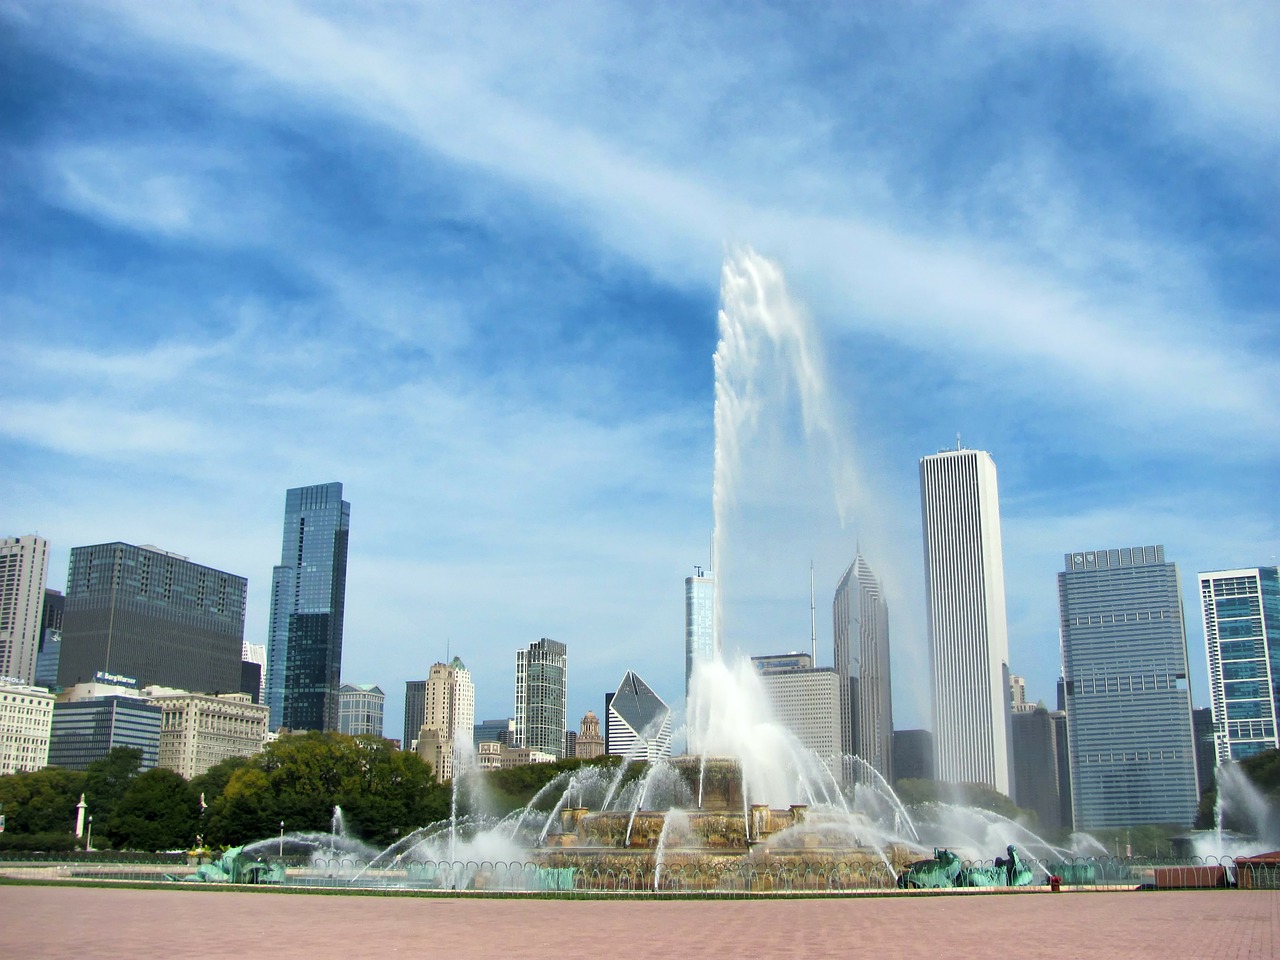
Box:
[832,553,894,783]
[0,535,50,684]
[685,567,715,703]
[919,446,1013,796]
[417,657,475,782]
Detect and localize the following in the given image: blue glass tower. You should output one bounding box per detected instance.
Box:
[266,483,350,732]
[1059,545,1199,828]
[1201,567,1280,764]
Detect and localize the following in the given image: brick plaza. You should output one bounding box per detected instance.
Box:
[3,885,1277,960]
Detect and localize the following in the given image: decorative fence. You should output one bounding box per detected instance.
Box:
[1,853,1276,894]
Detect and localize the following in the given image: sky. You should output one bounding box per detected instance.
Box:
[2,1,1277,747]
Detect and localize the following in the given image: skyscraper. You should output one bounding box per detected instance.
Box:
[606,670,673,761]
[403,679,427,749]
[752,653,842,777]
[266,482,350,732]
[832,552,893,783]
[919,446,1013,795]
[57,542,246,694]
[417,657,475,782]
[1059,546,1199,828]
[685,567,715,703]
[514,637,567,760]
[1200,567,1280,765]
[0,535,50,683]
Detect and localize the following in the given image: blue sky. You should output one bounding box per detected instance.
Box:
[2,1,1276,745]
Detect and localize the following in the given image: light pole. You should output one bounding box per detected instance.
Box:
[85,815,93,853]
[278,820,284,857]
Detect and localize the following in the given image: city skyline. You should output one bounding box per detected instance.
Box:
[2,3,1276,742]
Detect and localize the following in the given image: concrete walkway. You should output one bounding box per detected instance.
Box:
[2,885,1276,959]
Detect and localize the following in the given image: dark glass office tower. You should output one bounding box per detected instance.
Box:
[266,483,350,732]
[56,543,246,693]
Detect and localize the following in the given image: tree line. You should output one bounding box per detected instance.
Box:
[0,732,619,853]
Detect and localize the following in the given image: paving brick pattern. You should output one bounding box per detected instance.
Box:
[2,886,1277,960]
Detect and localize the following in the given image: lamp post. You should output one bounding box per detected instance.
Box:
[278,820,284,857]
[85,815,93,853]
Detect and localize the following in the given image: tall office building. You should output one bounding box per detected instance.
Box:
[919,447,1013,795]
[606,671,673,761]
[338,683,386,737]
[1191,707,1217,796]
[417,657,475,782]
[35,587,65,687]
[241,642,267,704]
[48,694,162,770]
[832,552,893,783]
[0,535,50,683]
[514,637,568,760]
[1201,567,1280,766]
[751,653,842,777]
[57,542,246,694]
[685,567,715,703]
[1059,546,1199,828]
[404,680,427,749]
[892,729,935,784]
[266,482,350,732]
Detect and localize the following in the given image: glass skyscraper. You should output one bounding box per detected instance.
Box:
[1059,545,1199,828]
[1200,567,1280,765]
[266,482,350,732]
[919,447,1013,795]
[833,552,893,783]
[514,637,567,759]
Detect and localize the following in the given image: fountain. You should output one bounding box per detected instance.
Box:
[214,251,1118,892]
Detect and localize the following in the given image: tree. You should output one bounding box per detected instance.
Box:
[0,767,87,836]
[105,768,200,851]
[203,732,446,847]
[83,747,144,835]
[894,778,1029,823]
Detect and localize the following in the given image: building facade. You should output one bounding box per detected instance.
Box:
[338,683,385,737]
[1200,567,1280,766]
[606,671,672,761]
[576,710,605,759]
[919,447,1013,796]
[0,535,50,683]
[417,657,475,782]
[892,729,935,784]
[266,483,351,732]
[1011,706,1064,831]
[685,568,715,704]
[154,691,269,779]
[57,543,246,696]
[752,654,842,778]
[476,740,556,770]
[832,552,894,784]
[473,717,515,747]
[0,679,54,774]
[48,695,162,770]
[1059,545,1199,828]
[514,638,567,760]
[404,680,427,749]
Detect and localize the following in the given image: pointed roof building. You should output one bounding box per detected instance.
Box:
[606,671,672,761]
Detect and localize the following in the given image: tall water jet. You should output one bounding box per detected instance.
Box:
[711,248,853,657]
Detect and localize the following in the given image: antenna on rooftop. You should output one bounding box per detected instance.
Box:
[809,561,817,665]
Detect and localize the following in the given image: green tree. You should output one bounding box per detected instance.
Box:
[485,754,622,816]
[894,778,1029,823]
[0,767,87,836]
[203,733,446,847]
[105,768,200,851]
[83,747,144,837]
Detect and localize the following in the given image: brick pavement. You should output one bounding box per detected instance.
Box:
[1,886,1276,960]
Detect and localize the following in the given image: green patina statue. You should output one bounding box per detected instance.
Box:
[897,845,1033,889]
[174,846,285,884]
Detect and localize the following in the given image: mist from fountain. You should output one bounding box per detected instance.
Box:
[1193,762,1279,859]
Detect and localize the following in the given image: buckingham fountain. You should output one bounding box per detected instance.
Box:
[194,250,1274,894]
